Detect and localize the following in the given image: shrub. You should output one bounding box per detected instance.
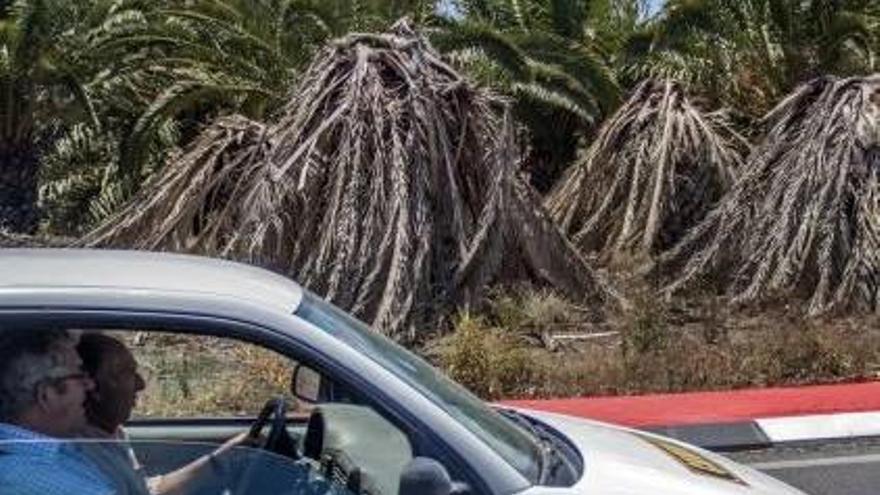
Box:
[441,313,541,400]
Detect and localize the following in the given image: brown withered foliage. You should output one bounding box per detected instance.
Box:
[85,21,613,338]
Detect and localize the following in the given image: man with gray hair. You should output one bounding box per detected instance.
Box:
[0,328,140,494]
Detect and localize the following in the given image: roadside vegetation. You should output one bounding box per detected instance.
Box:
[436,285,880,400]
[2,0,880,399]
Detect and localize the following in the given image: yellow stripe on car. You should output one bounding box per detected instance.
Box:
[633,432,747,486]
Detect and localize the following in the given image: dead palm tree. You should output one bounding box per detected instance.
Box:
[547,79,745,261]
[85,21,613,338]
[82,115,275,253]
[656,75,880,315]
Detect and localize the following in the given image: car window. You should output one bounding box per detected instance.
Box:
[119,331,302,419]
[89,330,424,495]
[0,327,462,495]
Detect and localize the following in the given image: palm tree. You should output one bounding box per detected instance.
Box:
[435,0,637,190]
[547,79,746,260]
[656,75,880,315]
[99,0,441,176]
[85,22,614,337]
[37,0,443,235]
[630,0,880,117]
[0,0,107,232]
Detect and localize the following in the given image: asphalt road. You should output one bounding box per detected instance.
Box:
[725,438,880,495]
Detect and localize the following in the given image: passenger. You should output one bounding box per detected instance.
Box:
[78,333,251,495]
[77,332,147,474]
[0,329,146,495]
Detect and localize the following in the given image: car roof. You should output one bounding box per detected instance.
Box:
[0,248,303,314]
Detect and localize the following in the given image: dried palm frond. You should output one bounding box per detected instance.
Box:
[86,21,613,338]
[547,79,745,260]
[83,115,276,253]
[261,22,612,336]
[656,75,880,314]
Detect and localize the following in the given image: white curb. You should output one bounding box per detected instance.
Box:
[756,412,880,443]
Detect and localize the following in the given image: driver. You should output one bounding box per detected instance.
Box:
[77,332,253,495]
[0,329,146,495]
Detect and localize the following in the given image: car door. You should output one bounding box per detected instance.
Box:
[0,309,490,495]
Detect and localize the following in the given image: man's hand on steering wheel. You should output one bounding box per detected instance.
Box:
[248,397,300,459]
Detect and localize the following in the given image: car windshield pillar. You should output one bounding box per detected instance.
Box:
[294,291,543,483]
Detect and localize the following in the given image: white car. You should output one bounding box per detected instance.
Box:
[0,249,805,495]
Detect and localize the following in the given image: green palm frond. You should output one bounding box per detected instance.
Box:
[548,0,587,40]
[636,0,880,116]
[1,0,123,143]
[513,81,594,124]
[122,80,272,178]
[818,10,876,70]
[438,0,628,188]
[528,61,599,122]
[9,0,53,71]
[511,30,619,110]
[38,123,119,233]
[432,21,530,78]
[87,181,127,226]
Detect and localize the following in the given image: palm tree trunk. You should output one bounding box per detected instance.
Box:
[0,140,39,233]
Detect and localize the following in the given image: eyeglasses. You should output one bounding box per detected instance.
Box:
[25,369,92,393]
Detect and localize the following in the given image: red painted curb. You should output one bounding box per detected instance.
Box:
[500,381,880,427]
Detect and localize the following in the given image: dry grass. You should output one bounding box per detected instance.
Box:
[433,287,880,400]
[82,288,880,417]
[437,313,540,399]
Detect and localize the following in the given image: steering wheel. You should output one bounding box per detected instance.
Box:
[249,397,296,457]
[229,397,311,494]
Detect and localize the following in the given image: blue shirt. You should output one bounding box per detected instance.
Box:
[0,423,114,495]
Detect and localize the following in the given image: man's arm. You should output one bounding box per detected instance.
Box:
[147,432,252,495]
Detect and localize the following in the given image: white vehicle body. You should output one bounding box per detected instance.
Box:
[518,410,803,495]
[0,249,806,495]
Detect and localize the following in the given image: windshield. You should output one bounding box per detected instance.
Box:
[295,291,543,482]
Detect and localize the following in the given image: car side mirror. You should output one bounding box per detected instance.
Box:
[291,364,322,403]
[398,457,471,495]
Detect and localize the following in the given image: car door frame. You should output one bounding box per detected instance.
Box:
[0,289,532,495]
